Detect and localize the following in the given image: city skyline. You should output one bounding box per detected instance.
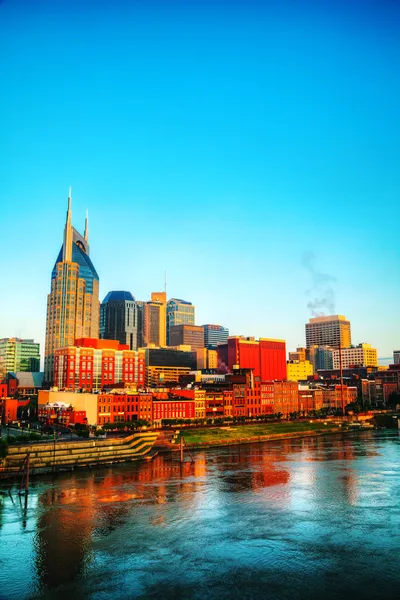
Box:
[1,0,399,357]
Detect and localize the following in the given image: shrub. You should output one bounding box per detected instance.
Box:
[0,438,8,459]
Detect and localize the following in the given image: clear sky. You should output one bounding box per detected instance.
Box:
[1,0,399,360]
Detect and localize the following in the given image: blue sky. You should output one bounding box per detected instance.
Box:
[1,0,399,359]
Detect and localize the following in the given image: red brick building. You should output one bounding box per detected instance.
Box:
[97,393,153,426]
[54,338,146,392]
[38,406,87,427]
[153,399,195,423]
[261,381,299,416]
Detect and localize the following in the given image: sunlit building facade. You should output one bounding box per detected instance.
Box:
[203,324,229,349]
[332,343,378,369]
[166,298,195,345]
[45,191,99,383]
[169,324,204,351]
[54,338,145,391]
[0,337,40,379]
[305,315,351,349]
[144,292,166,347]
[287,360,314,382]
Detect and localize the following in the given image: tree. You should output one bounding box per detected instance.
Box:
[0,438,8,460]
[387,391,400,409]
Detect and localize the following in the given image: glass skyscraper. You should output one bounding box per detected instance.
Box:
[203,324,229,349]
[166,298,195,345]
[100,291,138,350]
[0,338,40,379]
[44,191,99,384]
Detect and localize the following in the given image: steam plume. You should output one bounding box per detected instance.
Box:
[302,251,336,316]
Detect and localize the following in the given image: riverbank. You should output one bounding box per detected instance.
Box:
[177,421,354,449]
[0,430,158,480]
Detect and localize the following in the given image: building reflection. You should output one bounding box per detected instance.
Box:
[32,435,378,593]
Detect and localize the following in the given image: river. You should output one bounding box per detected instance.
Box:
[0,431,399,600]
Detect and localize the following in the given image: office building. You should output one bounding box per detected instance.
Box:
[54,338,146,391]
[100,291,138,350]
[135,301,145,348]
[305,315,351,349]
[307,345,333,371]
[288,347,306,362]
[145,347,197,386]
[196,348,218,370]
[166,299,195,344]
[394,351,400,365]
[203,324,229,349]
[144,292,166,347]
[287,360,314,382]
[0,338,40,378]
[44,191,99,383]
[169,324,204,351]
[332,343,378,369]
[220,336,287,381]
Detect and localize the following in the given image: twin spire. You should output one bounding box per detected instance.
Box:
[62,187,89,261]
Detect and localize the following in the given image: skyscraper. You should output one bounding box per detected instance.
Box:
[305,315,351,349]
[0,338,40,379]
[169,324,205,351]
[166,299,195,345]
[143,292,166,347]
[100,291,138,350]
[203,324,229,349]
[44,190,99,384]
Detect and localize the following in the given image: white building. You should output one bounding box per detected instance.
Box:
[332,343,378,369]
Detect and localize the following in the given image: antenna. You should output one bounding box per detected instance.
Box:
[164,269,167,297]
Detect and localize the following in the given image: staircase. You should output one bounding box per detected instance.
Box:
[0,431,158,478]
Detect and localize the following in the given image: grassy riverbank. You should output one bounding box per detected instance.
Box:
[179,421,340,445]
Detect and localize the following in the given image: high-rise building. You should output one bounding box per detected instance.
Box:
[166,299,195,345]
[44,191,99,383]
[203,324,229,349]
[144,292,166,347]
[0,338,40,378]
[332,343,378,369]
[169,324,204,351]
[136,301,145,348]
[100,291,138,350]
[394,351,400,365]
[307,345,333,371]
[305,315,351,349]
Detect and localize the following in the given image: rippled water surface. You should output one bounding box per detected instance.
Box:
[1,431,400,600]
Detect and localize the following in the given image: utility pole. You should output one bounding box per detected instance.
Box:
[339,343,345,416]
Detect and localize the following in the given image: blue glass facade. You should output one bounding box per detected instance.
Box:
[52,228,99,293]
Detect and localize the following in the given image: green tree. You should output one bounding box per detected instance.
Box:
[387,391,400,409]
[0,438,8,459]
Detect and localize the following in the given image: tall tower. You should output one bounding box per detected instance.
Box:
[143,292,166,347]
[305,315,351,349]
[100,291,138,350]
[166,298,195,345]
[44,190,99,384]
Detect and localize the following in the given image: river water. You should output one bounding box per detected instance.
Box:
[0,431,399,600]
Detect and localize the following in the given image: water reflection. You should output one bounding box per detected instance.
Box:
[0,431,399,600]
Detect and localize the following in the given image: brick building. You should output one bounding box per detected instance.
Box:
[54,338,146,391]
[97,393,153,426]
